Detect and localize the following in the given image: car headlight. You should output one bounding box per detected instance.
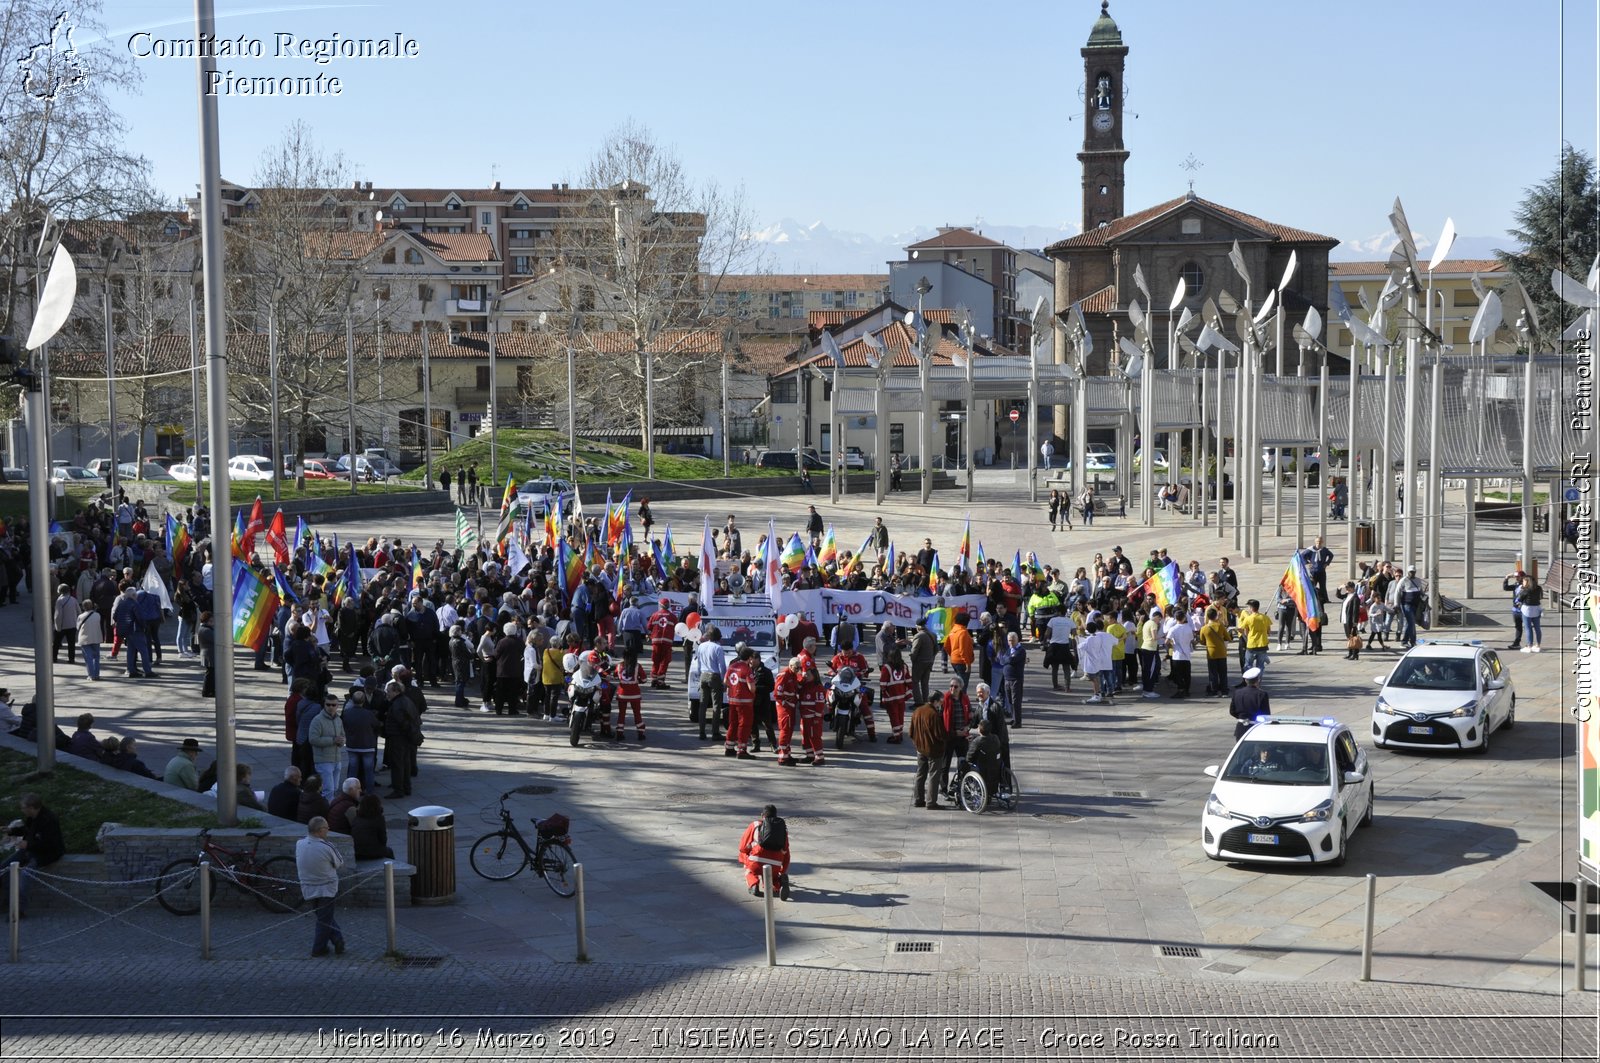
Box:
[1299,799,1334,823]
[1375,695,1392,713]
[1205,794,1230,819]
[1446,700,1480,718]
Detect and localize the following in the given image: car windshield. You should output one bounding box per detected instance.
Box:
[1388,657,1475,691]
[1222,739,1330,785]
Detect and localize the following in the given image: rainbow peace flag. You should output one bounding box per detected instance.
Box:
[885,541,896,576]
[271,565,300,605]
[494,474,518,545]
[1013,550,1023,579]
[1140,560,1182,611]
[846,531,874,575]
[818,525,837,569]
[1026,551,1044,578]
[544,496,560,546]
[293,516,311,555]
[927,551,941,593]
[779,532,806,573]
[166,514,190,572]
[230,510,250,562]
[606,489,630,548]
[662,524,678,571]
[411,548,424,592]
[652,537,670,580]
[923,606,956,640]
[558,537,586,601]
[602,489,616,546]
[1280,551,1322,631]
[618,513,634,560]
[331,547,362,609]
[957,515,971,571]
[306,550,331,578]
[230,559,279,651]
[803,539,817,570]
[975,541,986,569]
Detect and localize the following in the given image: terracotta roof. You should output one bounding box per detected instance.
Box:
[737,335,805,374]
[712,273,888,293]
[807,310,867,328]
[1330,258,1505,277]
[906,228,1008,251]
[49,328,725,374]
[778,321,967,376]
[408,231,498,262]
[305,230,388,260]
[1046,196,1338,251]
[1078,285,1116,313]
[367,187,575,205]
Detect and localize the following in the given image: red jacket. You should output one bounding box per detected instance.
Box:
[738,818,790,873]
[774,668,799,709]
[787,619,819,656]
[941,692,970,737]
[829,650,867,678]
[647,609,677,644]
[612,663,642,699]
[879,664,911,707]
[725,660,756,704]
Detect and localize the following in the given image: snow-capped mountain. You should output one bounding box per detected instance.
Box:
[749,218,1078,273]
[1332,231,1512,263]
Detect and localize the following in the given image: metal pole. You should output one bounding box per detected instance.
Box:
[1318,360,1330,551]
[104,288,119,501]
[830,362,841,505]
[1401,286,1420,573]
[196,0,237,825]
[1380,347,1395,559]
[1199,355,1210,527]
[644,348,654,480]
[200,859,212,959]
[567,339,577,486]
[1230,353,1242,545]
[189,288,202,507]
[268,301,280,502]
[1140,356,1154,527]
[345,309,357,498]
[964,355,974,504]
[1576,875,1589,993]
[1027,339,1039,503]
[8,844,18,960]
[1214,354,1225,535]
[1294,348,1306,545]
[1359,872,1376,981]
[762,864,777,966]
[874,361,887,505]
[422,317,433,492]
[1426,353,1443,620]
[489,325,499,490]
[1346,342,1359,580]
[574,863,588,962]
[384,859,397,954]
[25,381,54,772]
[1520,351,1535,573]
[721,351,730,478]
[919,356,931,505]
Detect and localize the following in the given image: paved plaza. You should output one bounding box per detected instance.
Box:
[1,471,1594,1060]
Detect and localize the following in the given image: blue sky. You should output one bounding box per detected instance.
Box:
[100,0,1597,259]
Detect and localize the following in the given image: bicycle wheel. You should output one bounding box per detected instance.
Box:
[537,840,577,897]
[154,858,212,916]
[958,771,988,814]
[251,856,304,913]
[469,830,529,880]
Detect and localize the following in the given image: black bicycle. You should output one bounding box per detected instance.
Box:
[154,829,302,915]
[468,793,577,897]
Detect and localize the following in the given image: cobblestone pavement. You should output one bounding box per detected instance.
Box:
[1,472,1594,1059]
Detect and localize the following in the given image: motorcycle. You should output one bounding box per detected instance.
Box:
[566,652,615,747]
[827,668,872,750]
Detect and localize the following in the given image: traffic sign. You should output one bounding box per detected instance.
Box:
[1566,487,1581,503]
[1009,408,1021,423]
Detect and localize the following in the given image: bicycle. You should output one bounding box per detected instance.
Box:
[154,828,303,915]
[468,793,576,897]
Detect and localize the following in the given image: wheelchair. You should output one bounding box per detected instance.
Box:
[946,759,1020,814]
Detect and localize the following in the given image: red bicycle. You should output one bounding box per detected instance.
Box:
[154,828,302,914]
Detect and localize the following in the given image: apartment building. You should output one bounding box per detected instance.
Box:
[707,274,890,334]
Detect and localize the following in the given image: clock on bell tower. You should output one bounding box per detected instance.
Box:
[1078,1,1128,232]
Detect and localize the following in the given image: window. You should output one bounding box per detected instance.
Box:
[845,291,858,308]
[1454,288,1480,307]
[481,211,492,227]
[1099,185,1109,195]
[821,292,833,308]
[417,284,430,300]
[789,300,804,319]
[510,319,528,332]
[415,368,425,392]
[475,366,491,389]
[381,248,396,264]
[445,200,461,211]
[512,256,531,273]
[834,291,846,307]
[511,228,532,239]
[770,376,797,404]
[768,305,781,320]
[1180,261,1204,293]
[405,249,423,264]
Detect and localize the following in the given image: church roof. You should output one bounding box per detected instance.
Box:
[1086,1,1123,47]
[1044,195,1338,253]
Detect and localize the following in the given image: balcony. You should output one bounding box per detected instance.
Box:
[453,386,523,408]
[449,298,486,314]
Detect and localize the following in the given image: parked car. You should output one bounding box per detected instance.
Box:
[50,465,102,484]
[2,467,27,481]
[292,458,339,480]
[336,454,402,482]
[1131,448,1169,472]
[756,449,825,471]
[843,447,867,470]
[116,462,176,481]
[168,461,210,482]
[228,455,274,481]
[86,458,115,478]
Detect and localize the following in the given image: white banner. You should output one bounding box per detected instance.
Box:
[652,589,987,628]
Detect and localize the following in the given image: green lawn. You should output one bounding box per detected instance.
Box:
[417,429,786,485]
[0,747,220,855]
[0,485,108,524]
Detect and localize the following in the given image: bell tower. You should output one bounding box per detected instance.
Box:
[1079,1,1129,232]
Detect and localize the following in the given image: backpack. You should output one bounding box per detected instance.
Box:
[756,815,787,851]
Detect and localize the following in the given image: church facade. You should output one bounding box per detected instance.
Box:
[1046,3,1338,438]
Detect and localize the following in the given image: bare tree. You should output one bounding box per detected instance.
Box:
[545,122,764,444]
[224,122,386,480]
[0,1,147,475]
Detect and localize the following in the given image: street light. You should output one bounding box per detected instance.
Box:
[418,285,434,491]
[345,277,359,497]
[914,276,933,504]
[268,274,284,500]
[488,295,501,491]
[101,245,121,503]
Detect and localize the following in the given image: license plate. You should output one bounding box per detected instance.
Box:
[1407,725,1431,735]
[1246,832,1278,845]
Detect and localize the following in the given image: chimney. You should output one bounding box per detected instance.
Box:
[365,181,373,191]
[492,180,501,191]
[351,180,361,190]
[551,183,559,190]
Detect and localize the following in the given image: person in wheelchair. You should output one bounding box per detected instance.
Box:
[962,719,1005,800]
[972,682,1011,771]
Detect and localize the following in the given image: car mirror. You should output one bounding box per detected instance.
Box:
[1341,770,1365,786]
[1487,678,1506,690]
[1202,764,1219,779]
[1373,676,1387,686]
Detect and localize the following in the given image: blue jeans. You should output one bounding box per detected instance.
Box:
[176,616,192,655]
[124,631,151,675]
[315,760,343,801]
[82,643,101,679]
[1523,611,1542,647]
[1399,602,1417,645]
[311,896,343,955]
[346,750,377,793]
[1244,647,1269,676]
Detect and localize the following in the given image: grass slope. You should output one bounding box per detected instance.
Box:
[0,747,220,854]
[415,429,785,485]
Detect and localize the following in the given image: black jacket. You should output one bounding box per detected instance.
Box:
[13,807,64,866]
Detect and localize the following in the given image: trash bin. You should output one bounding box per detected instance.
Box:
[407,805,456,905]
[1355,521,1375,554]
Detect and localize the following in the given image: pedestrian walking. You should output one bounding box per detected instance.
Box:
[295,817,346,957]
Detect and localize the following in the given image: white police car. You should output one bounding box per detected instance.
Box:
[1370,640,1514,754]
[1201,716,1374,867]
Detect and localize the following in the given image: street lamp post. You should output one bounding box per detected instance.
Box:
[488,297,500,492]
[419,287,433,491]
[102,255,119,504]
[267,291,279,501]
[345,286,358,498]
[188,278,203,508]
[915,277,933,504]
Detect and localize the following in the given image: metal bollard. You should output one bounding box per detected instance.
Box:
[9,861,18,962]
[200,860,212,961]
[574,863,588,962]
[1577,877,1589,994]
[384,860,397,955]
[1359,873,1376,981]
[762,865,776,967]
